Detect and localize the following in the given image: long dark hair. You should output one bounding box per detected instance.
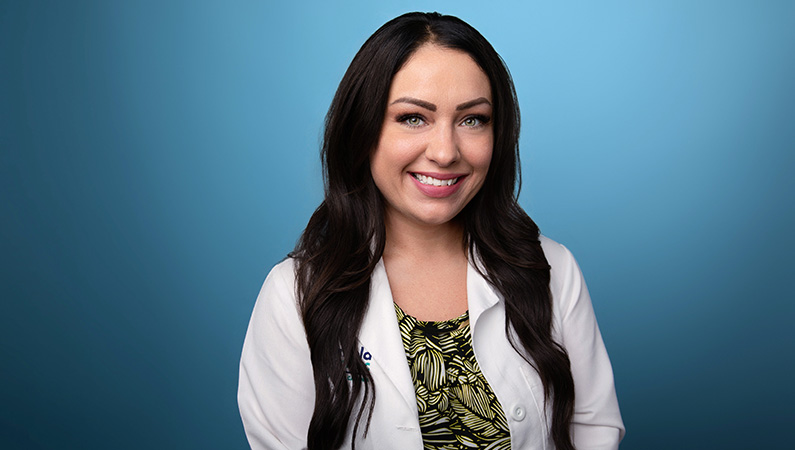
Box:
[290,12,575,450]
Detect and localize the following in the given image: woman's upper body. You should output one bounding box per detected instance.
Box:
[240,11,624,449]
[238,235,625,450]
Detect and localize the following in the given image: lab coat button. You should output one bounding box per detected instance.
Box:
[512,406,526,421]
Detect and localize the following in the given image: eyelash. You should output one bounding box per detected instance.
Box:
[396,114,491,129]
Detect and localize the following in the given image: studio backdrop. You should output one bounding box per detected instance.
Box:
[2,1,793,448]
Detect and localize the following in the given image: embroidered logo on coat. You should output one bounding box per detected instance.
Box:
[345,346,372,381]
[359,345,372,367]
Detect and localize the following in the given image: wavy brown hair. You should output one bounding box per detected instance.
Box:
[290,12,575,450]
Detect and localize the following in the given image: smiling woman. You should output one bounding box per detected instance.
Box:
[238,12,624,450]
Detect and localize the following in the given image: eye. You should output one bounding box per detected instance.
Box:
[398,114,426,128]
[461,115,490,128]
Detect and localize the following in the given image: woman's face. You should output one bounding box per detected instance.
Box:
[370,44,493,230]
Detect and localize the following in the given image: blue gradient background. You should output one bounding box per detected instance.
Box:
[2,1,793,448]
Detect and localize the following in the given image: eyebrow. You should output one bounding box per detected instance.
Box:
[455,97,491,111]
[389,96,492,112]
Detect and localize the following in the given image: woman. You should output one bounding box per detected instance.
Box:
[239,12,624,450]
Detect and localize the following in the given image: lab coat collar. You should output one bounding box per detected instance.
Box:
[466,253,502,334]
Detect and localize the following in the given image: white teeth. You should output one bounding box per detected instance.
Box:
[414,174,459,186]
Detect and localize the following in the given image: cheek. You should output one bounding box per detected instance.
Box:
[369,146,404,191]
[469,136,494,173]
[373,134,421,171]
[369,153,388,190]
[477,148,493,172]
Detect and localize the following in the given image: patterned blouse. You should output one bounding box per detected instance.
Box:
[395,303,511,450]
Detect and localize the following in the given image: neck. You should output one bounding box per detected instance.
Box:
[382,214,466,261]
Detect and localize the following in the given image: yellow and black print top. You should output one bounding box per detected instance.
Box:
[395,303,511,450]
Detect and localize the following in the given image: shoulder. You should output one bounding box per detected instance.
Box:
[241,257,308,382]
[539,235,576,270]
[539,235,581,287]
[539,235,588,321]
[264,257,297,287]
[259,257,297,299]
[248,258,301,329]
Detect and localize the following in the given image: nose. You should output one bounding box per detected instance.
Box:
[425,124,460,167]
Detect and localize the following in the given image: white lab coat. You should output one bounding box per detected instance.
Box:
[238,236,625,449]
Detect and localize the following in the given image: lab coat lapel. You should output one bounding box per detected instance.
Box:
[467,252,501,331]
[358,259,417,412]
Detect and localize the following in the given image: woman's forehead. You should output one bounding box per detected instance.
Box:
[388,44,491,105]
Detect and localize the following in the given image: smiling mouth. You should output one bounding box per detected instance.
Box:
[411,173,462,187]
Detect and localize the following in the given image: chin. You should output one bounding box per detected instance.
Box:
[412,210,463,227]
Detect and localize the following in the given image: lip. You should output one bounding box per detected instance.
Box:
[409,172,468,198]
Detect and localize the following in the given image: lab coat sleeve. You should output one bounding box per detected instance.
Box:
[238,260,314,450]
[545,239,626,449]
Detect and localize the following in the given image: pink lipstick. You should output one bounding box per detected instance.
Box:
[409,172,467,198]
